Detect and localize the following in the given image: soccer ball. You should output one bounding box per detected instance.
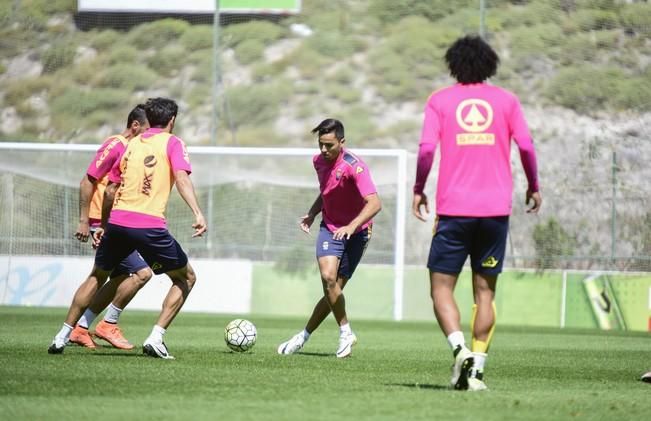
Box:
[224,319,257,352]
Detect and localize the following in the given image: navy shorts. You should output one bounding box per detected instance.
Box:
[316,223,371,279]
[95,223,188,275]
[90,226,148,278]
[427,216,509,276]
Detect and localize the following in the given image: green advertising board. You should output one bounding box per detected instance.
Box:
[220,0,301,13]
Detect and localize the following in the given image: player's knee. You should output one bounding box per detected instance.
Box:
[185,265,197,290]
[134,268,153,287]
[321,275,338,291]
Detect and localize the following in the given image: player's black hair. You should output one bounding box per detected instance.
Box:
[144,97,178,128]
[126,104,147,128]
[311,118,345,141]
[445,35,499,84]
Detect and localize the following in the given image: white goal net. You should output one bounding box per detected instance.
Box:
[0,142,408,318]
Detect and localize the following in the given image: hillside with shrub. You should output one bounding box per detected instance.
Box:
[1,0,650,268]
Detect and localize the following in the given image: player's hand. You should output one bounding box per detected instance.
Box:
[412,193,429,222]
[333,225,355,240]
[192,214,207,238]
[526,190,542,214]
[91,227,104,249]
[299,214,315,234]
[75,221,90,243]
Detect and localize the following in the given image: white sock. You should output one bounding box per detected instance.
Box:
[104,303,123,324]
[148,325,166,343]
[446,331,466,351]
[473,352,487,372]
[78,309,97,329]
[56,323,74,341]
[339,322,352,336]
[301,328,311,341]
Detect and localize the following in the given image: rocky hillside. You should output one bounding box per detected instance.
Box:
[1,0,650,268]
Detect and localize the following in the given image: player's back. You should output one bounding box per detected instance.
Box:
[427,83,528,216]
[113,131,174,220]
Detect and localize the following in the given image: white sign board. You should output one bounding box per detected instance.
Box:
[0,256,252,314]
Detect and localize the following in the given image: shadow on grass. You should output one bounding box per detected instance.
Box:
[295,351,332,358]
[385,383,449,391]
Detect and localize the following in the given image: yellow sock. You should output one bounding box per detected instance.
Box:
[471,302,496,353]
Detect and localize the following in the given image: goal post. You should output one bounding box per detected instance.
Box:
[0,142,408,320]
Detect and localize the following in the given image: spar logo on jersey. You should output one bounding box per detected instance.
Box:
[322,241,329,251]
[455,99,495,146]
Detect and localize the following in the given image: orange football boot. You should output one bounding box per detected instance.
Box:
[94,320,134,350]
[69,325,97,349]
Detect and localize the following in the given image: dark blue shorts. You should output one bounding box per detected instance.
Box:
[91,226,148,278]
[316,223,371,279]
[95,224,188,275]
[111,251,149,278]
[427,216,509,276]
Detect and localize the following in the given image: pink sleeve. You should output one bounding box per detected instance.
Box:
[352,161,377,198]
[86,138,124,180]
[414,99,440,194]
[167,135,192,174]
[107,147,126,184]
[509,97,539,192]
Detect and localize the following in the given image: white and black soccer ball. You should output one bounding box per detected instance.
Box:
[224,319,257,352]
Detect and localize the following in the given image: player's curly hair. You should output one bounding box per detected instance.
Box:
[311,118,345,140]
[445,35,499,84]
[145,97,178,128]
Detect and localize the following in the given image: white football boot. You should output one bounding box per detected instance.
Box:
[450,345,474,390]
[336,332,357,358]
[277,332,307,355]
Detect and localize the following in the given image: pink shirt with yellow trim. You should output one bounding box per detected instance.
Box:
[86,134,127,222]
[414,83,539,217]
[108,128,191,229]
[314,148,377,233]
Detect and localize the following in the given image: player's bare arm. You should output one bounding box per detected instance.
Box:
[174,170,207,237]
[332,193,381,240]
[300,195,323,234]
[93,181,118,247]
[75,174,98,242]
[526,190,542,214]
[412,192,430,222]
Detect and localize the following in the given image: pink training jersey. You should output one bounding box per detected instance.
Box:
[108,128,192,228]
[414,83,539,217]
[86,134,128,223]
[314,148,377,233]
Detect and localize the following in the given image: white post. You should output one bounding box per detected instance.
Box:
[393,150,407,321]
[560,270,567,328]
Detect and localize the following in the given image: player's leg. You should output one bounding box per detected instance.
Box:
[276,275,349,355]
[466,215,508,391]
[468,272,497,392]
[70,274,126,349]
[48,265,112,354]
[427,216,474,389]
[331,226,370,358]
[94,253,152,350]
[138,228,193,359]
[141,263,195,360]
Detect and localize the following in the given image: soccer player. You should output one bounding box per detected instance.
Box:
[412,35,542,391]
[50,97,207,359]
[277,118,381,358]
[49,105,153,352]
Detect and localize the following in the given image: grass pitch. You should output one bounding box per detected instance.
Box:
[0,306,649,420]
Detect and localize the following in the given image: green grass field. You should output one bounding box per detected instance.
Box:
[1,306,649,420]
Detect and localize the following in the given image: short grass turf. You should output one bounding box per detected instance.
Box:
[0,306,649,420]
